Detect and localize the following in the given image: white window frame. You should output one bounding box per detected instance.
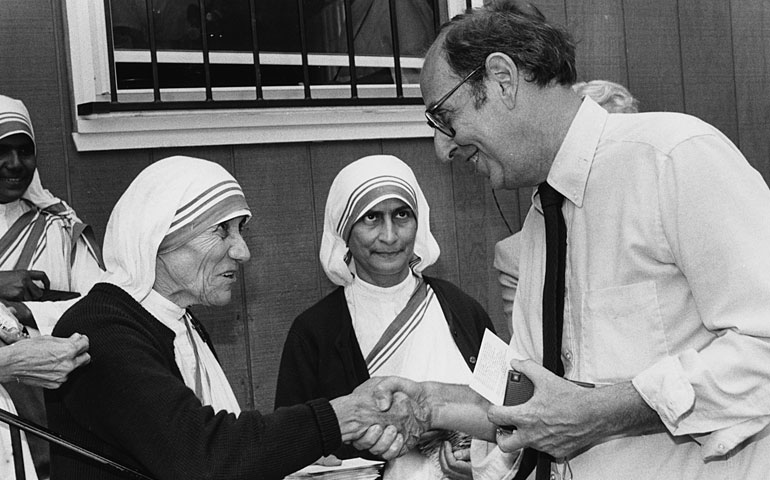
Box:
[63,0,481,152]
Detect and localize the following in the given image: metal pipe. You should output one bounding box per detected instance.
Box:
[295,0,312,99]
[103,0,119,102]
[144,0,161,102]
[247,0,264,99]
[342,0,358,98]
[0,408,156,480]
[387,0,404,97]
[197,0,214,101]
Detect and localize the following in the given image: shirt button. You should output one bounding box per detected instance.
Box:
[470,356,477,364]
[549,473,557,480]
[717,443,726,452]
[564,351,573,361]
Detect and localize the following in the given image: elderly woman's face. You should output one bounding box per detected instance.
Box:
[155,216,250,307]
[348,198,417,288]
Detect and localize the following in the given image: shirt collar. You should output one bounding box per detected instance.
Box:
[543,97,608,209]
[141,289,188,335]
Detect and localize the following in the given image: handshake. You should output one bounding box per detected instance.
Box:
[329,376,435,460]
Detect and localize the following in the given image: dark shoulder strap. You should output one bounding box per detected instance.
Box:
[185,309,218,361]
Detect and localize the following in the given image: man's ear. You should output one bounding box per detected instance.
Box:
[485,53,520,109]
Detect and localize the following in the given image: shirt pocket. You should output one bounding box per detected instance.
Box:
[579,281,668,383]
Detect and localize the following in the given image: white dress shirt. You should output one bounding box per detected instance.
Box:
[505,98,770,479]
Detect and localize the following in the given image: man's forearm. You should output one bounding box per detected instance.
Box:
[591,382,665,438]
[424,382,497,441]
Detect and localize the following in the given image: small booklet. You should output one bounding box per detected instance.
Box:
[284,458,384,479]
[469,329,514,405]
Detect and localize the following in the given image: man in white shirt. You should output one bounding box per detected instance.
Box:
[391,1,770,479]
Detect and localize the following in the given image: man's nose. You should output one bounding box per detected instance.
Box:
[434,132,475,165]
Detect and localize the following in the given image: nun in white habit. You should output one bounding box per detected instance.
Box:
[276,154,495,479]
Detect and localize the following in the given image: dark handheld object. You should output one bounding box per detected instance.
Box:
[499,370,535,432]
[38,289,81,302]
[503,369,535,407]
[498,370,595,433]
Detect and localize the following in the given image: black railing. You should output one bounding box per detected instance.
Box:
[0,407,155,480]
[77,0,476,116]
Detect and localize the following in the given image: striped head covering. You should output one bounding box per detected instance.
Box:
[0,95,86,222]
[0,95,34,149]
[102,156,250,302]
[320,155,440,286]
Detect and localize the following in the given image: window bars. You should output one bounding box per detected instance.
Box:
[77,0,475,115]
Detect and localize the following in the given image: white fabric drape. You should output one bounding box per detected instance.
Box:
[319,155,440,287]
[102,156,250,414]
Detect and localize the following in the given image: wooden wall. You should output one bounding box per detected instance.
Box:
[1,0,768,413]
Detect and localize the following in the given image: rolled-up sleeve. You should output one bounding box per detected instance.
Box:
[632,132,770,455]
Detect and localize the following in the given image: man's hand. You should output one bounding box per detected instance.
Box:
[0,270,50,301]
[487,359,662,459]
[0,333,90,388]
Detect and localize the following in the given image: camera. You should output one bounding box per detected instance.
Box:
[503,369,535,406]
[497,370,535,433]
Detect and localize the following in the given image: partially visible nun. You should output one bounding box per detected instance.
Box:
[46,156,412,480]
[275,154,495,479]
[0,94,103,480]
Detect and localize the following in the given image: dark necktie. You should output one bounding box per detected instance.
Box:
[514,182,567,480]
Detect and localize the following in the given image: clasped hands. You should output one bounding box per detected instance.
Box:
[330,376,433,460]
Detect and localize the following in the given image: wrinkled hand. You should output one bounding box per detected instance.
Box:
[1,300,34,329]
[313,455,342,466]
[331,376,432,460]
[487,359,602,459]
[0,333,90,388]
[439,441,472,480]
[0,303,27,345]
[0,270,49,301]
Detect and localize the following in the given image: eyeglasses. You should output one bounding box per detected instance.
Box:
[425,64,485,138]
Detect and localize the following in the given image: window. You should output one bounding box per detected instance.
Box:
[64,0,479,151]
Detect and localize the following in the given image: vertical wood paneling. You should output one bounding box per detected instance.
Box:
[565,0,627,84]
[678,0,739,143]
[67,150,152,244]
[622,0,684,113]
[730,0,770,177]
[234,143,319,411]
[532,0,567,26]
[0,0,69,201]
[449,161,493,319]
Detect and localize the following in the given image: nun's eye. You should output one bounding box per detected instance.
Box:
[215,222,230,237]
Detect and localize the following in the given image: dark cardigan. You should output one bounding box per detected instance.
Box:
[46,283,341,480]
[274,275,494,459]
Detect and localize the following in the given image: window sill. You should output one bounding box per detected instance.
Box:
[71,104,433,151]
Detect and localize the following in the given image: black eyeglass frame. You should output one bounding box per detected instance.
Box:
[424,64,485,138]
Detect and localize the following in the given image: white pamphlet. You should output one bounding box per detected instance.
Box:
[469,329,514,405]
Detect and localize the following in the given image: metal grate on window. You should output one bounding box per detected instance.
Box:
[78,0,473,115]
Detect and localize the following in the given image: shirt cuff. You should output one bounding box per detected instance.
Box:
[632,355,695,431]
[470,438,521,480]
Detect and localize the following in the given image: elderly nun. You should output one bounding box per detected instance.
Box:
[275,155,495,479]
[46,156,423,480]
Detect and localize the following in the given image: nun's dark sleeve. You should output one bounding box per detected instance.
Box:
[46,283,341,480]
